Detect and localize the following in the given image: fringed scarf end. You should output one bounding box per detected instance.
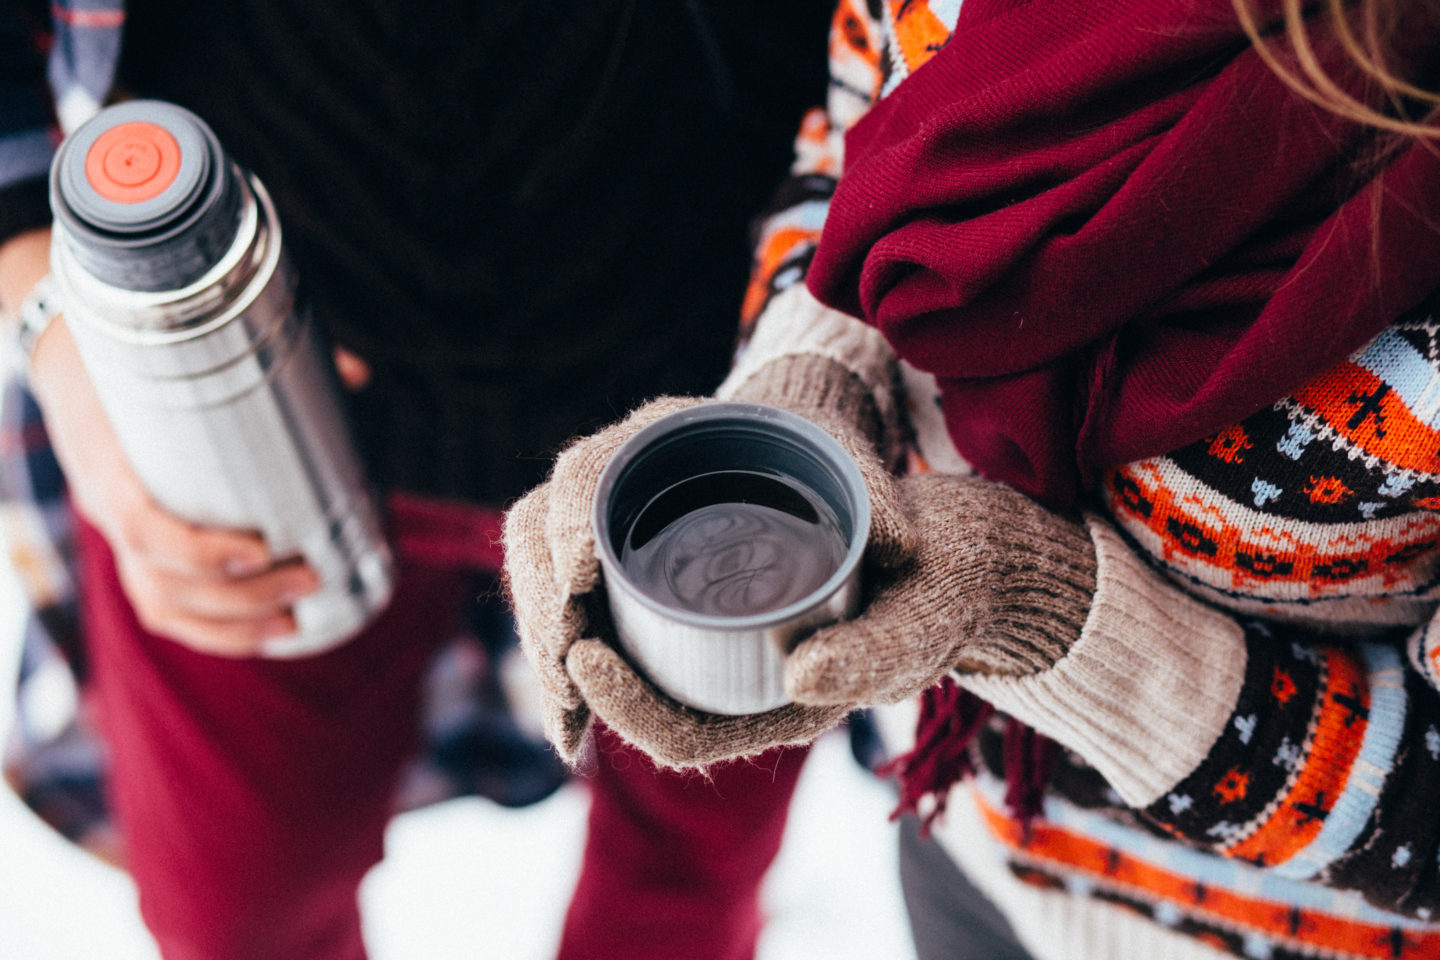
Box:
[1001,716,1059,841]
[879,676,1059,838]
[878,676,992,836]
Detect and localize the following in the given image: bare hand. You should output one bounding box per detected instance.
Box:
[8,228,320,656]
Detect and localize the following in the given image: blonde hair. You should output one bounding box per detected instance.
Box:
[1233,0,1440,137]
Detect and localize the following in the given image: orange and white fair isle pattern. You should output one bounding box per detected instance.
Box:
[743,2,1440,957]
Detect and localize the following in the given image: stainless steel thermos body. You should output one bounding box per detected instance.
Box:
[48,100,393,657]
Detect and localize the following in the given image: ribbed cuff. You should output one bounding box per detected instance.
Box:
[959,499,1097,676]
[717,283,898,454]
[0,178,52,249]
[961,517,1248,807]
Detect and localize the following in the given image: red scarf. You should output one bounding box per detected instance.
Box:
[808,0,1440,509]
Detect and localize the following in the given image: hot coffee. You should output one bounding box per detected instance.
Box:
[620,470,848,618]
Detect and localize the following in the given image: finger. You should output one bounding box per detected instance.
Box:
[116,568,298,658]
[819,420,916,569]
[785,618,908,706]
[784,575,951,706]
[114,487,272,578]
[857,463,917,568]
[786,482,977,706]
[503,484,587,709]
[544,396,705,597]
[333,346,372,390]
[134,557,318,620]
[568,638,847,768]
[541,698,593,765]
[155,609,298,657]
[32,346,275,579]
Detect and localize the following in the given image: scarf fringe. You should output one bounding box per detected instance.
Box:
[879,676,1057,836]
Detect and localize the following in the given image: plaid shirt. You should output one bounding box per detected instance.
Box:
[1,0,122,754]
[2,0,122,159]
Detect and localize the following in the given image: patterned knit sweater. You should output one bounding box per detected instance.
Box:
[740,2,1440,958]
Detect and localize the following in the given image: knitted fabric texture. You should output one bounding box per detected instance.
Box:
[505,350,916,769]
[787,473,1097,710]
[111,0,837,505]
[565,639,849,769]
[962,517,1249,808]
[718,284,903,463]
[748,4,1440,957]
[504,396,704,761]
[1103,301,1440,632]
[807,0,1440,509]
[727,353,915,570]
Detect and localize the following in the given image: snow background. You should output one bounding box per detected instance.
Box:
[0,559,918,959]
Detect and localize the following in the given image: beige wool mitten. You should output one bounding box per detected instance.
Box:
[506,282,1108,769]
[504,285,1103,767]
[503,396,705,760]
[503,287,914,766]
[567,468,1104,766]
[785,472,1099,707]
[502,382,908,765]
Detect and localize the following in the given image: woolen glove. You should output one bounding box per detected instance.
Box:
[503,396,703,761]
[502,361,915,767]
[785,471,1099,708]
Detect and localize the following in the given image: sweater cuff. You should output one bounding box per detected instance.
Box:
[960,517,1248,807]
[717,283,899,454]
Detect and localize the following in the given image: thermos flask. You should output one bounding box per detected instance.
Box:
[47,100,394,657]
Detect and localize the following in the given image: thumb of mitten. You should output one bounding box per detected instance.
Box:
[786,474,1096,707]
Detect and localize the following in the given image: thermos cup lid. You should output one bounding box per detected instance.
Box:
[83,120,184,206]
[51,100,243,292]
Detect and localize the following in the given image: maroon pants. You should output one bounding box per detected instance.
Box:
[561,728,808,960]
[76,497,806,960]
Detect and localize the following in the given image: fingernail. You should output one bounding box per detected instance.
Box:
[260,617,295,640]
[282,573,320,602]
[226,555,267,576]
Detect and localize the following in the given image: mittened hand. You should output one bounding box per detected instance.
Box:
[784,473,1099,708]
[504,394,853,767]
[503,354,919,767]
[503,396,706,760]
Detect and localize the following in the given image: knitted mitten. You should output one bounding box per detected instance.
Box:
[504,283,919,766]
[786,472,1098,707]
[502,375,896,766]
[504,397,696,759]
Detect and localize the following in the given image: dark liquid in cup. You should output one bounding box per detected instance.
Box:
[621,470,848,617]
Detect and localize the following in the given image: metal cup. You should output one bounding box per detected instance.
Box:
[592,402,870,715]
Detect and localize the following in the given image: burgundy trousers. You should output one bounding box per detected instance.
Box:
[75,494,806,960]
